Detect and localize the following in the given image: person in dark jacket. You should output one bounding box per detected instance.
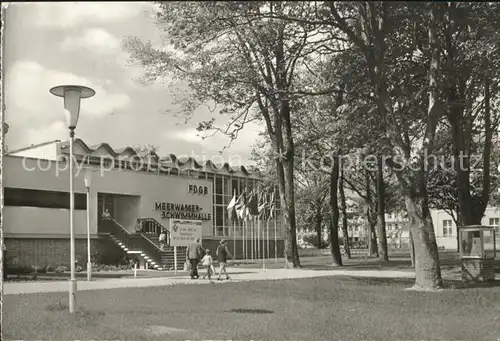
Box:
[186,238,204,279]
[216,239,233,281]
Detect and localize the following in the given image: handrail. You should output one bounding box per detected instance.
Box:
[104,217,131,235]
[137,218,170,247]
[140,233,164,252]
[99,217,164,268]
[137,218,170,236]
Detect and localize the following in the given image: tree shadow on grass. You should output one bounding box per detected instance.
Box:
[346,276,500,290]
[301,259,414,271]
[227,308,274,314]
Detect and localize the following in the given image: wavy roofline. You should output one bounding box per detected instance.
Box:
[58,139,262,177]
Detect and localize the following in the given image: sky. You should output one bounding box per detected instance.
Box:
[3,2,264,165]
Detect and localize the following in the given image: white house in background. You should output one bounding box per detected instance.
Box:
[339,203,500,250]
[431,207,500,249]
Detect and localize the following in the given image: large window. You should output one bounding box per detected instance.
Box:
[442,220,453,236]
[4,188,87,210]
[489,217,499,226]
[489,218,500,234]
[213,174,229,236]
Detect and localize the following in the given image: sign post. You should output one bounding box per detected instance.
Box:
[169,218,203,272]
[174,246,177,274]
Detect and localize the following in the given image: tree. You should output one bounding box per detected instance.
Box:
[438,3,500,226]
[303,2,446,289]
[338,165,351,258]
[292,84,346,266]
[123,1,347,268]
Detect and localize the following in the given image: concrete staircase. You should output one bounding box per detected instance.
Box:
[102,217,189,271]
[109,235,164,270]
[141,235,187,270]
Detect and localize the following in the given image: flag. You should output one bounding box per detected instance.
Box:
[235,192,247,221]
[227,193,238,222]
[268,189,276,220]
[258,189,269,221]
[247,190,259,216]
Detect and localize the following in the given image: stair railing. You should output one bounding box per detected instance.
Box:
[101,217,141,250]
[136,218,171,248]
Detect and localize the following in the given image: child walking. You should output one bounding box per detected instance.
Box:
[201,249,215,280]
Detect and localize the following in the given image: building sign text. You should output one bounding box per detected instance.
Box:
[170,219,203,246]
[189,185,209,195]
[154,202,212,220]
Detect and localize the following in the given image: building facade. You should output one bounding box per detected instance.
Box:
[3,139,284,269]
[430,207,500,250]
[340,207,500,250]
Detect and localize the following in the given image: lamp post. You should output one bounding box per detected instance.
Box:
[84,169,92,281]
[50,85,95,314]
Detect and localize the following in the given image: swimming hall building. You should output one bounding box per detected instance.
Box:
[3,139,284,270]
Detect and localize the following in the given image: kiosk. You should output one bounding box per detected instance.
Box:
[459,225,496,283]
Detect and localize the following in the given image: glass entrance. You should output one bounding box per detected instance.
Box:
[98,193,115,219]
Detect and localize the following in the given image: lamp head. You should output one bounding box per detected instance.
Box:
[50,85,95,130]
[84,168,92,188]
[2,122,8,136]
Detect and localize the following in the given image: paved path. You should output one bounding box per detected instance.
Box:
[3,268,416,295]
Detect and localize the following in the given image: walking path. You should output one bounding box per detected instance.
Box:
[5,266,497,295]
[4,267,415,295]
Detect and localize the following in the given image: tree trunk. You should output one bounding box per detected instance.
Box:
[279,156,301,268]
[368,221,379,257]
[376,155,389,262]
[456,209,462,253]
[409,229,415,268]
[329,153,343,266]
[405,194,443,289]
[364,169,378,257]
[314,204,323,249]
[339,168,351,258]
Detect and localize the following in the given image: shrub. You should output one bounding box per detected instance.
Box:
[46,265,55,273]
[302,234,328,249]
[54,265,68,273]
[76,265,83,272]
[9,266,33,274]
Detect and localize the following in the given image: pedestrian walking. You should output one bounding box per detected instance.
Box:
[159,229,167,251]
[216,239,233,281]
[186,238,204,279]
[201,249,215,280]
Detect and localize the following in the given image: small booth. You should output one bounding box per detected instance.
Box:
[459,225,496,283]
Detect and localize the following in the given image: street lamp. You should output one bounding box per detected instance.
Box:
[50,85,95,314]
[84,169,93,281]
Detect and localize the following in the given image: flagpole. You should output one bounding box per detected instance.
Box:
[274,187,278,263]
[261,216,265,269]
[258,216,261,266]
[243,220,246,260]
[232,189,236,260]
[267,218,270,263]
[274,215,277,263]
[254,217,257,261]
[251,218,254,261]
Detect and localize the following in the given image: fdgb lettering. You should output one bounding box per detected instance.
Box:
[188,184,209,195]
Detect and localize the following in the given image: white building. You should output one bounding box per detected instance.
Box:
[431,207,500,249]
[340,207,500,250]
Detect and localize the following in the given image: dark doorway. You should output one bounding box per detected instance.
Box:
[98,193,115,218]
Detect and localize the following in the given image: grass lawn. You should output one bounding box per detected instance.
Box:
[4,276,500,341]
